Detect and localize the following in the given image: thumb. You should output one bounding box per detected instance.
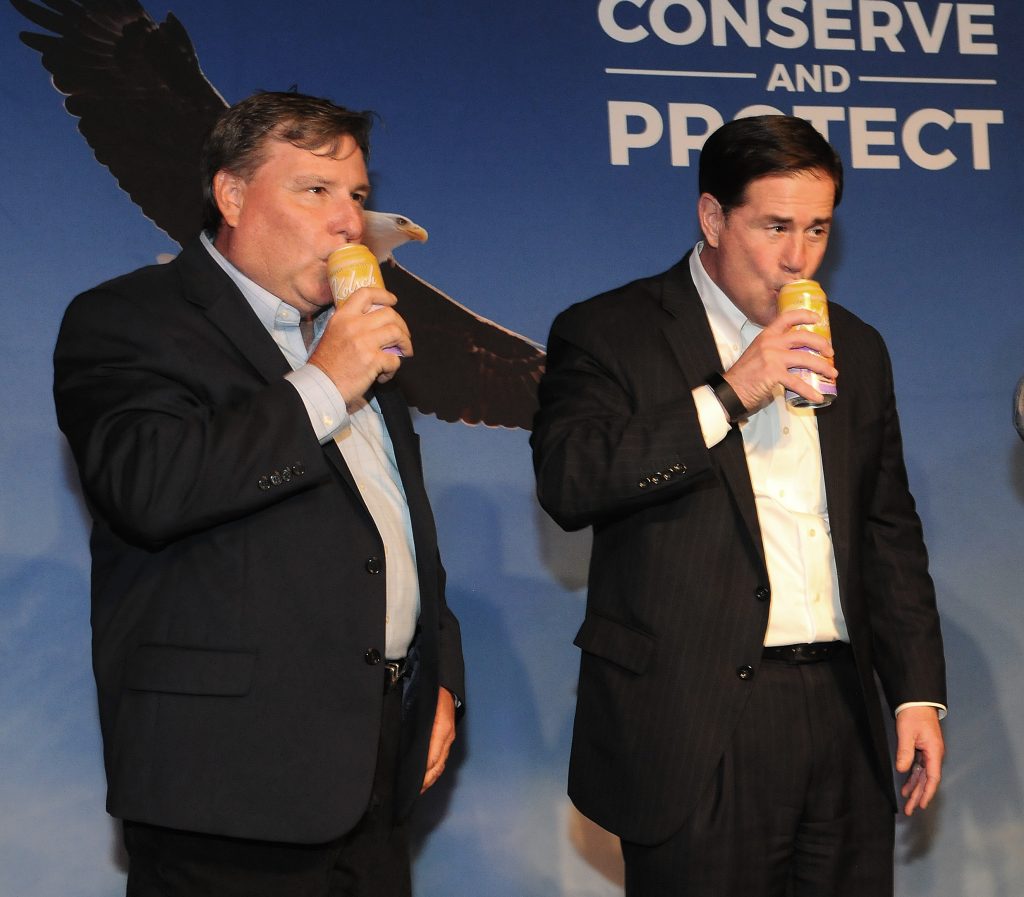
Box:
[895,735,916,773]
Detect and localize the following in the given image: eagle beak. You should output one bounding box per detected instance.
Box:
[402,222,429,244]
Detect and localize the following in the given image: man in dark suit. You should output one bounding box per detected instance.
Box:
[532,115,945,896]
[53,91,464,897]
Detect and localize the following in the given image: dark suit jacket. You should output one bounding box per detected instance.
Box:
[531,254,945,846]
[53,238,464,844]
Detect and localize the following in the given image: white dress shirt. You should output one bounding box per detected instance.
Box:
[689,244,846,647]
[687,243,944,718]
[201,233,419,659]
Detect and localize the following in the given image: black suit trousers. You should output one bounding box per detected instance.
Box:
[621,648,894,897]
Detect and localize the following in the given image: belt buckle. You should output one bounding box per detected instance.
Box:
[384,659,404,688]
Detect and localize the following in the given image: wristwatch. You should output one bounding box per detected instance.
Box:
[706,371,748,424]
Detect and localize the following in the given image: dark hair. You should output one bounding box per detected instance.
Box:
[698,115,843,213]
[201,91,375,233]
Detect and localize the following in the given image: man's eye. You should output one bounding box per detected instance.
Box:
[308,186,326,195]
[352,193,368,205]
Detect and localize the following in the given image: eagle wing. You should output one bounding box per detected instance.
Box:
[12,0,226,244]
[385,261,544,430]
[14,0,547,429]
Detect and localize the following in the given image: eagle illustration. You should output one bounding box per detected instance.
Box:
[12,0,545,430]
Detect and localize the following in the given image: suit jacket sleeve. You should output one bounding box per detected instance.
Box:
[531,296,717,533]
[434,555,466,707]
[852,327,946,709]
[53,278,331,548]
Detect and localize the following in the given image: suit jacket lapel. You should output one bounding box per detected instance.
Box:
[815,344,852,605]
[375,381,434,538]
[658,254,767,572]
[375,381,439,617]
[174,240,294,384]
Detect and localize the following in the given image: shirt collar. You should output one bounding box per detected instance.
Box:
[200,231,332,341]
[689,240,752,346]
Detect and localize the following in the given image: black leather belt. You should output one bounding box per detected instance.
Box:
[384,658,409,691]
[762,642,847,664]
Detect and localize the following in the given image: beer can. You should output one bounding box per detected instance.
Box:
[327,243,402,355]
[327,243,383,305]
[777,279,837,408]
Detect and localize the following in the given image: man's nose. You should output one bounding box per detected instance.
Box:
[781,235,807,275]
[330,199,364,244]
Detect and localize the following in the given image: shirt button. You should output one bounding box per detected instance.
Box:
[365,649,382,665]
[737,665,754,681]
[783,426,790,435]
[809,529,816,537]
[365,557,383,575]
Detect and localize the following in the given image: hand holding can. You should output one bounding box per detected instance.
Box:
[327,244,402,355]
[777,279,837,407]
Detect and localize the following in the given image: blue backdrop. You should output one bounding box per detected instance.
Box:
[2,2,1022,895]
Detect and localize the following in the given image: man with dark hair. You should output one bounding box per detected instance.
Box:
[532,114,945,896]
[54,90,464,897]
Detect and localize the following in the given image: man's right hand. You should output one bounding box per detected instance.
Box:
[723,308,836,414]
[308,286,413,409]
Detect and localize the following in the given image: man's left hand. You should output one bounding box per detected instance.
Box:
[895,705,945,815]
[421,687,456,793]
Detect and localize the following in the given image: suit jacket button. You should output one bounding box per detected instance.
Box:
[365,557,383,575]
[281,467,292,483]
[257,476,271,491]
[270,470,282,486]
[291,462,305,476]
[737,665,754,680]
[754,585,770,602]
[365,649,382,665]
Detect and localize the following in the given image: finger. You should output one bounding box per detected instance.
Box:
[900,762,924,797]
[375,326,413,359]
[779,371,826,406]
[919,753,942,809]
[895,739,916,774]
[770,308,821,331]
[420,740,453,793]
[784,330,834,357]
[421,759,444,793]
[335,286,397,313]
[901,765,925,815]
[783,350,837,380]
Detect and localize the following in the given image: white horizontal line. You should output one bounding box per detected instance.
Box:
[859,75,996,85]
[605,67,757,79]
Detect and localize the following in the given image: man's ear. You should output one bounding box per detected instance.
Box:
[697,193,724,248]
[212,170,246,228]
